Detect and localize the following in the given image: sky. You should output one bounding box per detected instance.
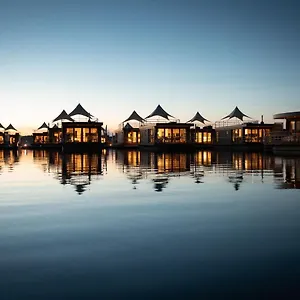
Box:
[0,0,299,134]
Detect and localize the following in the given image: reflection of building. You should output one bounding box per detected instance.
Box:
[33,150,49,160]
[214,151,276,190]
[0,150,20,172]
[190,151,214,183]
[191,151,213,167]
[154,153,190,174]
[114,150,144,189]
[275,158,300,189]
[116,150,191,174]
[153,175,169,192]
[115,150,141,169]
[47,152,105,194]
[0,150,3,173]
[32,150,49,172]
[228,173,244,191]
[215,152,274,171]
[113,149,300,191]
[114,150,191,191]
[123,151,141,167]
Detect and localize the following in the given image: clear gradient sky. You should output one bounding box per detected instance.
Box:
[0,0,299,134]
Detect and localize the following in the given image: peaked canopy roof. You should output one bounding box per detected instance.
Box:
[123,110,145,123]
[146,105,174,120]
[5,124,17,131]
[69,103,93,118]
[52,124,59,129]
[0,123,4,129]
[37,122,49,130]
[124,123,133,129]
[187,112,210,124]
[221,106,251,121]
[53,110,74,122]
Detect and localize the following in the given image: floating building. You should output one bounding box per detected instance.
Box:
[0,124,20,149]
[113,110,144,147]
[188,112,215,146]
[113,105,277,150]
[138,105,192,149]
[271,111,300,155]
[214,106,275,149]
[4,103,299,153]
[32,104,107,151]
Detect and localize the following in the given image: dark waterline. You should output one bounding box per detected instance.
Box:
[0,149,300,299]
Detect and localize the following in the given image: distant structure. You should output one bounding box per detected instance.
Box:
[187,112,214,145]
[31,103,107,151]
[215,106,273,147]
[111,104,282,150]
[0,124,19,149]
[2,103,296,153]
[113,110,145,147]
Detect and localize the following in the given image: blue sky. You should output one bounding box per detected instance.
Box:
[0,0,299,133]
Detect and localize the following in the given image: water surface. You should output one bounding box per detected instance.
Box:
[0,149,300,299]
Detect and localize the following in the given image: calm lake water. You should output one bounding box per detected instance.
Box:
[0,149,300,299]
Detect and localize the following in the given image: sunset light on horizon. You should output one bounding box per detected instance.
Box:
[0,0,299,135]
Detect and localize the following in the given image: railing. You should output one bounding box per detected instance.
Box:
[214,120,259,128]
[156,136,187,143]
[140,118,181,126]
[264,133,300,145]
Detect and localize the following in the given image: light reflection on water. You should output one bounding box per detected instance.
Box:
[1,149,299,194]
[0,149,300,299]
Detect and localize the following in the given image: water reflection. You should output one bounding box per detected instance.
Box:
[190,151,213,184]
[274,157,300,189]
[33,150,49,172]
[214,152,274,191]
[114,150,300,191]
[116,151,191,191]
[1,150,299,300]
[2,149,300,192]
[115,151,145,189]
[35,151,106,195]
[0,150,20,173]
